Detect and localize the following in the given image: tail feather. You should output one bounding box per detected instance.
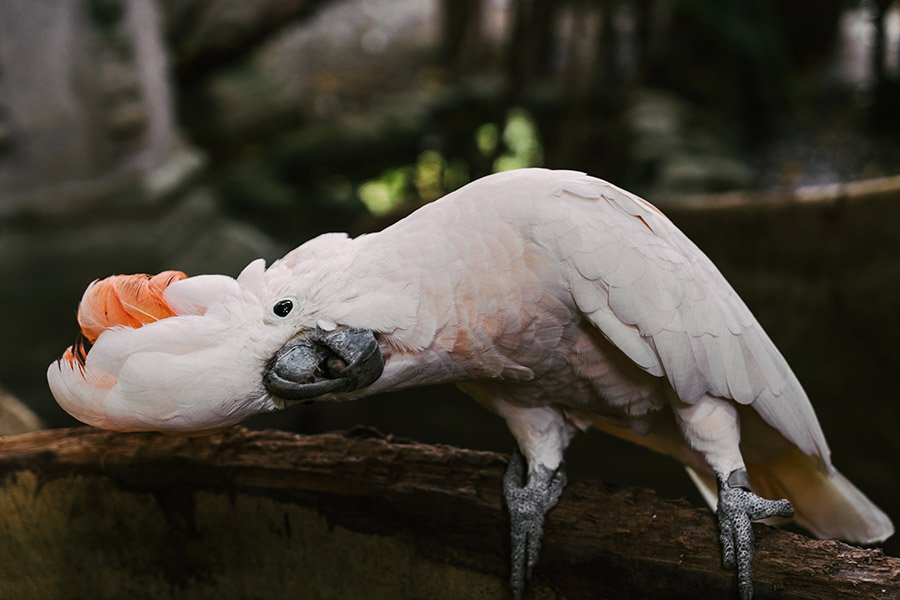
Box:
[684,449,893,544]
[749,449,893,544]
[585,412,894,544]
[684,466,718,509]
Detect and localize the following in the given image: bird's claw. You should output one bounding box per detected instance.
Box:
[716,469,794,600]
[503,449,567,599]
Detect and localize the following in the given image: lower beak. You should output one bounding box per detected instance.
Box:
[263,327,384,402]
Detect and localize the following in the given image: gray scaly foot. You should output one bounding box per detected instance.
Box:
[716,468,794,600]
[503,448,567,600]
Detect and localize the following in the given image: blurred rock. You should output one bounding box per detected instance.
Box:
[626,90,755,195]
[0,386,41,436]
[182,0,442,155]
[626,92,685,164]
[658,153,754,194]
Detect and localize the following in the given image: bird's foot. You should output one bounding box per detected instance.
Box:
[716,468,794,600]
[503,448,567,600]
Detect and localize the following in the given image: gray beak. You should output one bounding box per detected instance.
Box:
[263,327,384,402]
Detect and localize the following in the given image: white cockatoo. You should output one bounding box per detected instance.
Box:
[49,169,893,599]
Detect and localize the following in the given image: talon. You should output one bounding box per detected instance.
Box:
[716,468,793,600]
[717,509,736,570]
[504,448,527,489]
[503,449,567,600]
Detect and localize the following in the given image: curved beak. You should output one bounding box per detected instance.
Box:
[263,327,384,403]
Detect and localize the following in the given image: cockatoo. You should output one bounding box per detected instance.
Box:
[49,169,893,599]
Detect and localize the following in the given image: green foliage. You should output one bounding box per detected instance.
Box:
[358,167,411,216]
[356,109,544,216]
[493,109,543,172]
[475,123,499,157]
[414,150,447,203]
[356,151,470,215]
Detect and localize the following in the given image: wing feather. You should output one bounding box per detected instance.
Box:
[543,172,831,466]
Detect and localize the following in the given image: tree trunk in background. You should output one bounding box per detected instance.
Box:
[0,0,182,206]
[0,427,896,599]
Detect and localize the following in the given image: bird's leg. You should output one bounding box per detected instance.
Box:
[673,395,794,600]
[716,468,794,600]
[503,448,567,599]
[495,403,575,599]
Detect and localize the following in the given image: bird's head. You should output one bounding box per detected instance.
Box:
[48,257,387,433]
[256,236,424,406]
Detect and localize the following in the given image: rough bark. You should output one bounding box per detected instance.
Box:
[0,427,896,599]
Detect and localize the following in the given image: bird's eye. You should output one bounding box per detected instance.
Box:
[272,299,294,318]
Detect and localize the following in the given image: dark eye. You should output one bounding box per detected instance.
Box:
[272,299,294,318]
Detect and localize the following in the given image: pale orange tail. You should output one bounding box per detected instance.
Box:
[587,412,894,544]
[62,270,186,367]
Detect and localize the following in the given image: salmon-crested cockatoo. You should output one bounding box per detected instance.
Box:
[49,169,893,599]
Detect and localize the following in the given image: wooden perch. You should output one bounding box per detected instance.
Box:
[664,174,900,211]
[0,427,896,599]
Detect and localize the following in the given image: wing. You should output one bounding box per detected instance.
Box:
[537,173,831,467]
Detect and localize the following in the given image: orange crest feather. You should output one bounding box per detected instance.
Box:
[63,270,187,367]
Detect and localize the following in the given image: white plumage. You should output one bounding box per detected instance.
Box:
[48,261,283,433]
[48,168,893,546]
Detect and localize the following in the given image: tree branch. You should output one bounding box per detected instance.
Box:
[663,174,900,211]
[0,427,896,598]
[160,0,326,81]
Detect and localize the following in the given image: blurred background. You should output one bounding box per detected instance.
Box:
[0,0,897,554]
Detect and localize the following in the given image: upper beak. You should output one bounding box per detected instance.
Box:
[263,326,384,403]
